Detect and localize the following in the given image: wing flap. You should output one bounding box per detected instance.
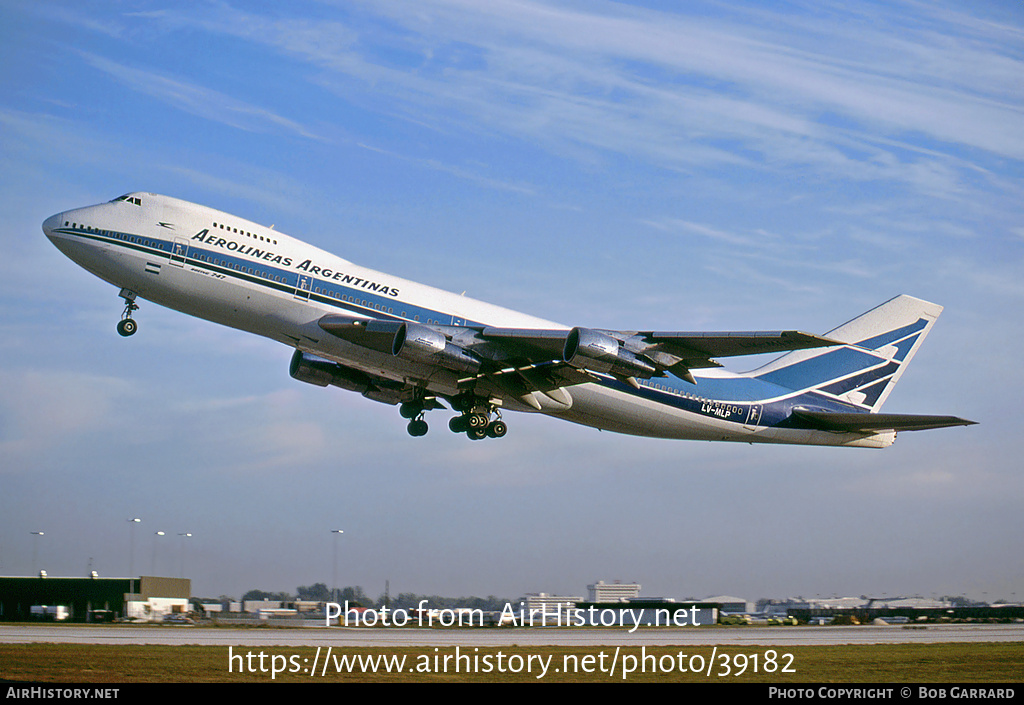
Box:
[464,361,595,394]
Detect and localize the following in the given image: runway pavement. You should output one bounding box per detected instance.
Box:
[1,623,1021,647]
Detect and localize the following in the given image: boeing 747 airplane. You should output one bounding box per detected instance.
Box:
[43,192,974,446]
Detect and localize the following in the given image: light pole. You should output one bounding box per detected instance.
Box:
[177,533,192,578]
[127,518,141,577]
[151,531,165,575]
[30,532,44,575]
[331,530,344,603]
[127,518,141,605]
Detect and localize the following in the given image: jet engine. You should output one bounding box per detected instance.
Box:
[289,350,373,393]
[391,322,481,374]
[317,315,481,375]
[289,351,406,404]
[563,327,657,378]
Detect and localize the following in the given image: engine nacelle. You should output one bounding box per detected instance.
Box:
[563,327,657,378]
[392,322,481,374]
[289,350,371,393]
[392,321,446,358]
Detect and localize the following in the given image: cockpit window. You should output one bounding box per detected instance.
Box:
[112,194,142,205]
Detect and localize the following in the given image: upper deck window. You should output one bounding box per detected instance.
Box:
[212,220,278,245]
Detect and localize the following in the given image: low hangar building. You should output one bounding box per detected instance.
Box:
[0,575,191,622]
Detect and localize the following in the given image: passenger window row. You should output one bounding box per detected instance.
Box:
[212,221,278,245]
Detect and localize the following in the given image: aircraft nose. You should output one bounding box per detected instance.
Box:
[42,212,63,239]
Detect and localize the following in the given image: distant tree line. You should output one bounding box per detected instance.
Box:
[237,584,509,611]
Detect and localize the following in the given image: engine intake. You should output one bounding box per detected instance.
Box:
[392,322,481,374]
[563,327,657,378]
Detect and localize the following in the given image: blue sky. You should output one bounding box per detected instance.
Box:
[1,0,1022,603]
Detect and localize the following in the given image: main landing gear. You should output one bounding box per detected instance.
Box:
[400,395,508,440]
[116,288,139,337]
[400,401,430,437]
[447,396,507,440]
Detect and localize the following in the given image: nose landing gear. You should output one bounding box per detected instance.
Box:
[117,288,139,337]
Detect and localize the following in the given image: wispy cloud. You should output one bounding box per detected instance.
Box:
[78,51,326,141]
[641,218,766,248]
[356,141,537,195]
[107,0,1023,207]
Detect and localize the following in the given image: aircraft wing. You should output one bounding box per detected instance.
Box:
[318,314,840,386]
[791,409,977,432]
[479,327,839,384]
[638,330,840,363]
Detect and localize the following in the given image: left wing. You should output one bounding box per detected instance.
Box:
[318,314,839,387]
[481,327,839,384]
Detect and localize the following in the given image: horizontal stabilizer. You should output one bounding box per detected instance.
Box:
[791,408,976,433]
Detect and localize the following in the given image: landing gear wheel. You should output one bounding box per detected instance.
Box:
[448,396,508,439]
[117,288,139,337]
[407,419,429,437]
[400,402,423,420]
[116,318,137,337]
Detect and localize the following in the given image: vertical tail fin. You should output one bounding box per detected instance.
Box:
[752,295,943,412]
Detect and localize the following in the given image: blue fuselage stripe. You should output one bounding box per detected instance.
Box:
[57,226,486,327]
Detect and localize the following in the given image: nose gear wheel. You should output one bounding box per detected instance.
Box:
[117,288,139,337]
